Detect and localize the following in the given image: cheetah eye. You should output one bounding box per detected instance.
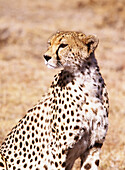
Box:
[59,43,68,48]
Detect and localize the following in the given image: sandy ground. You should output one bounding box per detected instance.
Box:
[0,0,125,169]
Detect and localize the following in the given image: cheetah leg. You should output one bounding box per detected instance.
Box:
[80,143,102,170]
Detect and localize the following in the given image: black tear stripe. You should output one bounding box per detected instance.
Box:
[56,44,68,65]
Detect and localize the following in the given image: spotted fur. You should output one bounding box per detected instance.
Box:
[0,31,109,170]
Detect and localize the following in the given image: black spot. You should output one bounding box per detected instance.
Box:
[67,118,70,123]
[74,125,79,130]
[31,116,33,121]
[59,99,61,104]
[8,164,11,168]
[21,125,24,129]
[66,92,69,95]
[34,118,37,123]
[58,117,61,122]
[95,159,99,166]
[63,93,65,97]
[27,134,30,139]
[35,156,37,161]
[42,144,45,148]
[27,126,30,131]
[23,164,27,168]
[61,126,64,131]
[84,163,91,169]
[35,138,38,143]
[58,153,61,159]
[27,116,29,120]
[23,130,26,135]
[59,108,61,113]
[53,154,56,159]
[76,96,80,100]
[85,109,88,113]
[28,154,31,159]
[17,160,20,164]
[71,110,74,116]
[23,147,26,152]
[62,114,65,119]
[24,121,27,125]
[70,94,73,97]
[54,122,57,127]
[65,126,68,130]
[19,151,22,156]
[0,162,4,167]
[62,134,66,141]
[37,113,39,118]
[14,153,17,157]
[16,130,19,135]
[55,162,58,167]
[64,104,67,109]
[62,150,65,155]
[10,144,12,148]
[19,142,22,148]
[99,78,102,83]
[14,146,17,150]
[74,89,77,92]
[69,133,73,136]
[38,106,41,110]
[27,108,33,113]
[43,165,48,170]
[62,162,66,167]
[10,158,14,162]
[30,159,33,163]
[74,135,79,141]
[52,128,55,133]
[24,153,26,157]
[41,154,44,158]
[32,133,34,138]
[76,119,80,122]
[46,151,49,155]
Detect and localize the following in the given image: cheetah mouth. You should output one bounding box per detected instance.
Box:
[46,63,58,69]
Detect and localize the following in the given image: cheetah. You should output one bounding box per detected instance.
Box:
[0,31,109,170]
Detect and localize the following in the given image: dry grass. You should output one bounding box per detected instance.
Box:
[0,0,125,169]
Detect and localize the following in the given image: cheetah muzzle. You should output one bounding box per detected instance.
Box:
[0,31,109,170]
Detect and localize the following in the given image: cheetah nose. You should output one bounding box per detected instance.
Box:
[44,55,52,62]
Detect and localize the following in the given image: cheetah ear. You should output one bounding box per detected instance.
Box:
[85,35,99,54]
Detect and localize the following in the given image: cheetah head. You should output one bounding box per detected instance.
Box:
[44,31,99,71]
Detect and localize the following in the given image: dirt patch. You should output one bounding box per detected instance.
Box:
[0,0,125,169]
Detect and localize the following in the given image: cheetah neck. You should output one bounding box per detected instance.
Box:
[51,55,102,92]
[73,56,102,93]
[71,55,101,83]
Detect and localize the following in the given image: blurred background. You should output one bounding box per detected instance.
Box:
[0,0,125,169]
